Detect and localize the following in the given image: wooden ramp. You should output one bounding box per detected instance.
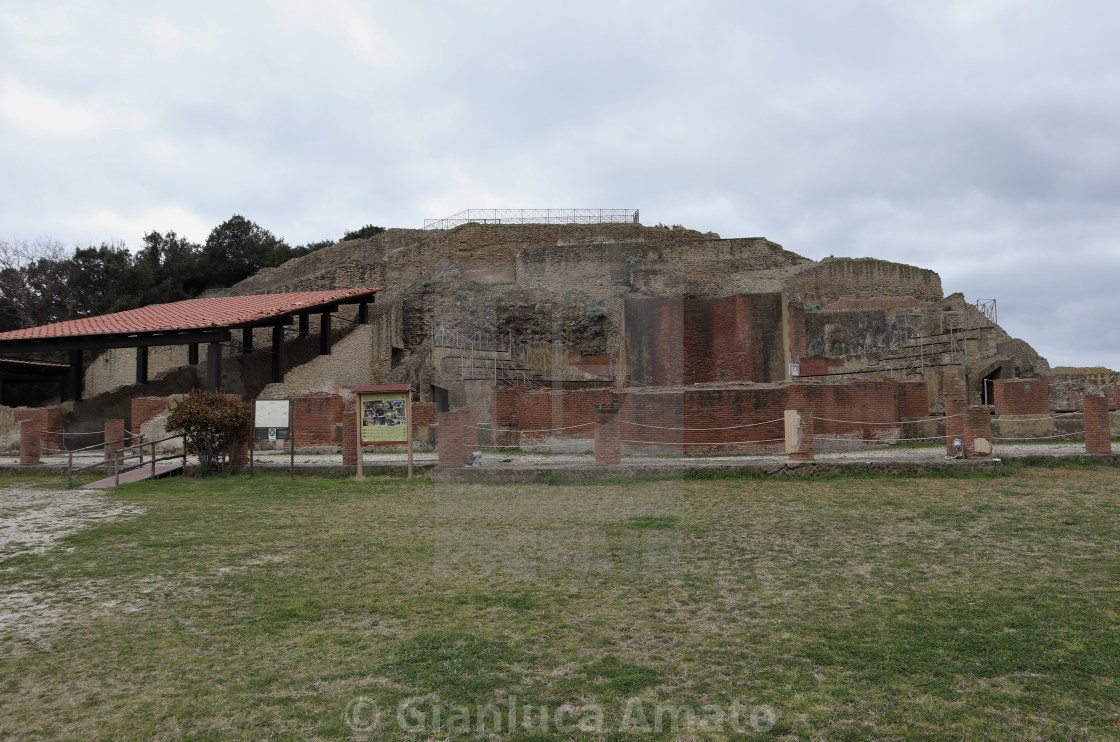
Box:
[82,463,184,489]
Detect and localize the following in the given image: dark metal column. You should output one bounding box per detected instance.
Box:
[298,313,309,336]
[135,346,149,385]
[242,327,254,352]
[271,324,285,383]
[319,312,332,355]
[206,342,222,392]
[357,301,369,324]
[63,350,82,401]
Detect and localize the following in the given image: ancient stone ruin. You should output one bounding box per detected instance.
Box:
[2,218,1115,459]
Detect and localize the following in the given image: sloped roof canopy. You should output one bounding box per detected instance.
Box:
[0,289,378,352]
[0,288,380,400]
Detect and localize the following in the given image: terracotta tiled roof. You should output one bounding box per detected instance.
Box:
[0,289,379,341]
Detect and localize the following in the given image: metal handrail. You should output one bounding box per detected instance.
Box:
[67,433,186,489]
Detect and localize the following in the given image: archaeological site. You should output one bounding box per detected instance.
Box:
[1,209,1116,470]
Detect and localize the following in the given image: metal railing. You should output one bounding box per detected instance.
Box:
[67,434,186,489]
[424,208,639,230]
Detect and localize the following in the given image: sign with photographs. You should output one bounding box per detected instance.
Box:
[360,393,408,443]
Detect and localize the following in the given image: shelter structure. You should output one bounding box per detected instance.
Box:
[0,289,379,401]
[0,357,69,406]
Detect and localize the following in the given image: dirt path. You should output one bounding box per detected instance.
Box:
[0,484,143,644]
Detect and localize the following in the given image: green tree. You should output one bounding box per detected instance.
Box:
[204,215,291,287]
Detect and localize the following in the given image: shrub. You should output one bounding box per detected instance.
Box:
[341,224,385,242]
[167,391,251,476]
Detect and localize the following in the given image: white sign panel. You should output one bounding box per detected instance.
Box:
[255,400,290,428]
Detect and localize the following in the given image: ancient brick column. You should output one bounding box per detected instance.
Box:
[594,402,622,466]
[40,407,62,455]
[341,402,359,467]
[437,406,480,468]
[19,420,42,466]
[232,437,250,470]
[1083,394,1112,455]
[962,405,994,459]
[786,409,815,461]
[104,418,126,463]
[944,398,965,456]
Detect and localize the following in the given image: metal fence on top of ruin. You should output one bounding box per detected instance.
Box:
[423,209,640,230]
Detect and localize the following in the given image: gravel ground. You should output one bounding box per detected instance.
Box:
[0,441,1112,472]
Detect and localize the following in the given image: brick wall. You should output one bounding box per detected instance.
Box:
[624,294,785,386]
[898,380,929,417]
[291,394,348,446]
[412,402,436,428]
[500,378,915,455]
[104,419,126,461]
[131,396,171,432]
[14,406,62,455]
[1083,395,1111,455]
[438,405,480,467]
[945,398,965,455]
[594,399,622,465]
[962,406,994,459]
[341,401,358,466]
[993,378,1050,416]
[19,418,41,465]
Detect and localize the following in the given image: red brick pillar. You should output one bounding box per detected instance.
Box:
[594,402,622,466]
[1083,395,1112,455]
[341,402,359,467]
[104,419,126,463]
[944,398,965,456]
[438,406,479,468]
[232,437,250,470]
[41,407,62,455]
[19,420,42,466]
[962,405,994,459]
[788,409,815,461]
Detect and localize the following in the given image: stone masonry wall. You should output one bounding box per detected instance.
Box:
[789,258,942,306]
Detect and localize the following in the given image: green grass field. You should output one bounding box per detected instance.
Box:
[1,464,1118,740]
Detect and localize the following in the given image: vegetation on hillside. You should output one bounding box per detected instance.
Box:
[0,215,384,333]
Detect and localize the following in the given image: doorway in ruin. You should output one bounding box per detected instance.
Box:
[979,365,1004,406]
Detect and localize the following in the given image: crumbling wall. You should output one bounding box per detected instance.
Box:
[790,258,942,306]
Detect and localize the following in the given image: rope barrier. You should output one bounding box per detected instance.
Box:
[480,443,591,451]
[993,431,1086,442]
[816,434,945,443]
[620,437,787,446]
[467,422,596,434]
[619,418,783,431]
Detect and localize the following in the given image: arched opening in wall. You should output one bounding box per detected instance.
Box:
[980,366,1004,406]
[391,347,404,368]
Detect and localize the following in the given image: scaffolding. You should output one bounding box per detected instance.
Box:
[423,208,639,230]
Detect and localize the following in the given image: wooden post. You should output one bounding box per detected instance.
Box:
[289,398,295,480]
[249,402,255,478]
[406,392,414,481]
[355,398,364,481]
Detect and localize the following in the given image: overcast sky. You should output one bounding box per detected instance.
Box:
[2,1,1118,369]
